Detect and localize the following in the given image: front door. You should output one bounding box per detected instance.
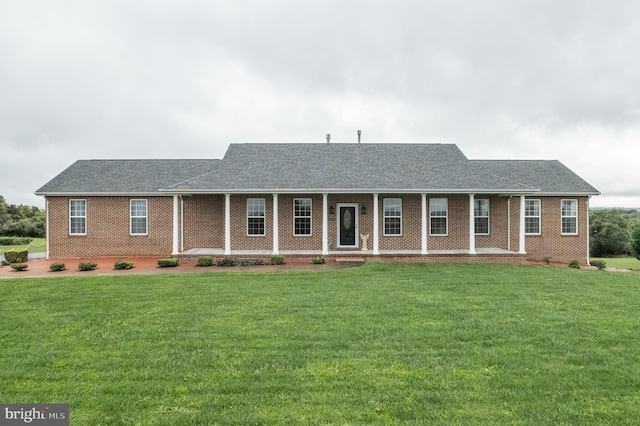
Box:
[338,204,358,248]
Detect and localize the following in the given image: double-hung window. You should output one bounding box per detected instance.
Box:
[525,199,541,234]
[247,198,265,236]
[69,199,86,235]
[561,199,577,234]
[130,199,148,235]
[430,198,448,235]
[474,199,489,235]
[294,198,312,236]
[384,198,402,235]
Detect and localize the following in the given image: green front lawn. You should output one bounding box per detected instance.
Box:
[1,263,639,424]
[591,257,640,270]
[0,237,46,255]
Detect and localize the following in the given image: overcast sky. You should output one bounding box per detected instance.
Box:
[1,1,638,208]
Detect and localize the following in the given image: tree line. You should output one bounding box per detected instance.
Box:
[590,209,640,258]
[0,196,45,238]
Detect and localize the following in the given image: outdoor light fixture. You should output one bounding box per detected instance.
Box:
[329,206,335,215]
[361,205,367,215]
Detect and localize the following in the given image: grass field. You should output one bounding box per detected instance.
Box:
[0,237,46,255]
[591,257,640,270]
[1,263,639,424]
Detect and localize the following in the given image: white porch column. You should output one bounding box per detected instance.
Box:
[272,193,279,255]
[224,193,231,255]
[519,195,526,254]
[373,193,380,255]
[469,194,476,254]
[322,193,329,255]
[421,193,428,255]
[172,195,179,255]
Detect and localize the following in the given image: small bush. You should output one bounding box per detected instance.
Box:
[591,260,606,270]
[270,255,286,265]
[157,258,179,268]
[1,260,9,266]
[50,262,66,272]
[217,257,236,267]
[10,263,28,271]
[79,262,98,271]
[4,250,28,263]
[114,260,134,270]
[568,260,580,269]
[197,256,214,267]
[312,256,326,264]
[543,256,551,265]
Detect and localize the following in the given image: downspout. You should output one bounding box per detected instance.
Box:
[586,196,591,266]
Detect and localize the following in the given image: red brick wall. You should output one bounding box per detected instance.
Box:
[524,196,590,264]
[46,196,174,257]
[182,195,224,250]
[45,193,591,264]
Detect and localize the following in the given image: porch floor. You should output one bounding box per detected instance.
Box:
[180,248,520,256]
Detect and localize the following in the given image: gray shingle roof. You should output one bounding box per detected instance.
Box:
[35,144,600,196]
[35,159,219,194]
[471,160,600,195]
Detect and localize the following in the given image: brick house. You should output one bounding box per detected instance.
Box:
[35,143,599,264]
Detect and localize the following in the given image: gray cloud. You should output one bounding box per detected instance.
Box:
[1,0,639,207]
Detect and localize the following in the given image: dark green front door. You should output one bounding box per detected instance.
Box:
[339,206,356,246]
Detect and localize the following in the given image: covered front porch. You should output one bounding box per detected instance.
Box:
[170,192,531,264]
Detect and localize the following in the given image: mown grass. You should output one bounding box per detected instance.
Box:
[591,257,640,270]
[1,263,639,425]
[0,237,46,254]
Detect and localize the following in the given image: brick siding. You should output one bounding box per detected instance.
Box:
[45,194,591,264]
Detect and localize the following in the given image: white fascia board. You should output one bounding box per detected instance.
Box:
[34,192,171,197]
[160,188,542,195]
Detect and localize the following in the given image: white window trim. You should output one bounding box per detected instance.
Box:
[383,198,402,236]
[525,199,541,235]
[293,198,312,236]
[474,199,490,235]
[247,198,266,236]
[561,199,578,235]
[130,199,148,236]
[69,199,87,235]
[429,198,448,236]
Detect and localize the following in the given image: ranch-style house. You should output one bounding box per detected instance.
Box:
[36,143,599,265]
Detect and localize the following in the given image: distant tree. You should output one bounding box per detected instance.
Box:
[590,209,631,257]
[0,195,45,238]
[631,223,640,259]
[0,196,10,235]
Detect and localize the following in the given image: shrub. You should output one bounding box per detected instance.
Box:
[217,257,236,267]
[543,256,551,265]
[50,262,66,272]
[270,255,286,265]
[4,250,28,263]
[114,260,134,270]
[197,256,214,267]
[157,258,179,268]
[312,256,326,264]
[568,260,580,269]
[79,262,98,271]
[591,260,606,270]
[10,263,28,271]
